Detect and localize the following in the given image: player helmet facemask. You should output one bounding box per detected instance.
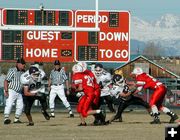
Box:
[131,67,143,75]
[94,63,103,77]
[72,64,83,74]
[77,62,87,72]
[29,66,40,81]
[113,74,125,87]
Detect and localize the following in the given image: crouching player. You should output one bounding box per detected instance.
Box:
[107,74,151,123]
[78,62,103,125]
[20,66,50,126]
[131,67,179,124]
[71,64,105,126]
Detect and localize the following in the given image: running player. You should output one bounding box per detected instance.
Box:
[20,66,50,126]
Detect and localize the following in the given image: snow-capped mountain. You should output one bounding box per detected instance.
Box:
[131,14,180,56]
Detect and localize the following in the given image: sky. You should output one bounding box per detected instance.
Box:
[0,0,180,21]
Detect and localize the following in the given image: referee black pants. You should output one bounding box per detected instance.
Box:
[23,95,48,115]
[111,95,150,122]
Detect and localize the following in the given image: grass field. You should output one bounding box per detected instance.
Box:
[0,109,179,140]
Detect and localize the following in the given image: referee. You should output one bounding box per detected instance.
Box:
[3,58,26,124]
[48,60,74,118]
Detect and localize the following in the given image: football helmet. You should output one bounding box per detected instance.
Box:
[29,66,40,81]
[94,63,103,77]
[77,62,87,72]
[72,64,83,74]
[131,67,143,75]
[112,74,125,86]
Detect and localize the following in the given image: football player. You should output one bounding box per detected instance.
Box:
[20,66,50,126]
[94,63,115,113]
[131,67,178,124]
[108,74,150,123]
[71,64,105,126]
[78,62,104,125]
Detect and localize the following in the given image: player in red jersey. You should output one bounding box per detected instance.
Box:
[131,67,178,124]
[78,62,101,107]
[78,62,104,125]
[71,64,105,126]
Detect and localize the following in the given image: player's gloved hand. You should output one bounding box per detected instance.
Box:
[99,81,104,89]
[76,92,84,98]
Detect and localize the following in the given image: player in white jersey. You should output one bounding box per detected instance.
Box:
[94,63,115,113]
[107,74,150,123]
[20,66,50,126]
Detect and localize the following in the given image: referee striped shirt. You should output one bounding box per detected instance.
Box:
[50,68,68,85]
[6,67,24,92]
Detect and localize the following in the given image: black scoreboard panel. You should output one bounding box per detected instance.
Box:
[6,10,28,25]
[2,30,24,60]
[109,12,119,27]
[2,45,23,60]
[88,32,98,44]
[2,31,23,43]
[59,11,69,26]
[78,46,98,61]
[5,9,71,26]
[61,32,72,39]
[35,10,55,25]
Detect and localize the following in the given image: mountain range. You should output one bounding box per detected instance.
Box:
[130,14,180,56]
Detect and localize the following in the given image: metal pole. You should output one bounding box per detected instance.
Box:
[95,0,99,29]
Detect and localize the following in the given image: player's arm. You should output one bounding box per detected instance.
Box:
[4,68,14,97]
[48,78,52,92]
[23,85,37,96]
[120,91,132,97]
[119,85,132,97]
[65,80,70,95]
[24,85,38,96]
[4,79,9,97]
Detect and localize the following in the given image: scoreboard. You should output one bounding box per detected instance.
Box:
[1,8,74,62]
[75,10,130,62]
[0,8,130,62]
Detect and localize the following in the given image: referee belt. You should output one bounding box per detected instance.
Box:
[52,84,62,86]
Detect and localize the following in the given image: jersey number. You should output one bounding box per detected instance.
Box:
[84,76,94,87]
[29,82,41,90]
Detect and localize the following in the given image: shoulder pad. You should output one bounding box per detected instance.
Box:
[20,71,31,85]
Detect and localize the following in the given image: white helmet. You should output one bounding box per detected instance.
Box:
[72,64,83,74]
[77,62,87,72]
[29,66,40,81]
[94,63,103,77]
[131,67,143,75]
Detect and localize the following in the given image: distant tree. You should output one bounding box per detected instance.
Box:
[142,41,165,58]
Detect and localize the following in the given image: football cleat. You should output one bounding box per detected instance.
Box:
[169,114,178,123]
[150,118,161,124]
[69,114,74,118]
[14,120,22,123]
[42,110,50,120]
[27,122,34,126]
[50,112,55,118]
[4,118,11,125]
[78,122,87,126]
